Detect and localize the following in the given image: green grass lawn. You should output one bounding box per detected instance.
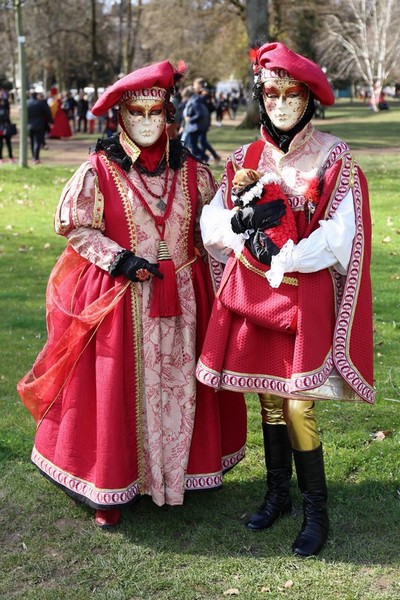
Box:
[0,103,399,599]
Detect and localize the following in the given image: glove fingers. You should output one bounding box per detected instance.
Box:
[147,263,163,279]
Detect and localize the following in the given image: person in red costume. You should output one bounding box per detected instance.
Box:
[197,42,374,557]
[17,61,246,528]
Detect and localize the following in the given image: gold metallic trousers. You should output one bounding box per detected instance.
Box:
[259,393,320,451]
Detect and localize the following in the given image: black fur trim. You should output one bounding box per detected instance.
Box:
[95,134,192,173]
[95,135,132,171]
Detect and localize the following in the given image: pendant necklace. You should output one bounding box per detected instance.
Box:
[117,164,178,239]
[134,163,169,211]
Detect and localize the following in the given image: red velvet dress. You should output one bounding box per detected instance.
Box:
[49,99,72,138]
[18,151,247,509]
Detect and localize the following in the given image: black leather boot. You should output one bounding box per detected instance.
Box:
[246,423,292,530]
[292,445,329,556]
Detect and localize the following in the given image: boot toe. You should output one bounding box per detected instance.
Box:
[292,524,328,557]
[246,496,292,530]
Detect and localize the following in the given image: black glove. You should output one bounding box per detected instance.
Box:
[245,231,280,266]
[230,199,286,235]
[109,250,163,282]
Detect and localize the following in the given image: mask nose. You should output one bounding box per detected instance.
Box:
[276,95,285,108]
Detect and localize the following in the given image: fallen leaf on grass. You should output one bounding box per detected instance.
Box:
[371,430,392,441]
[223,589,239,596]
[277,580,294,592]
[381,236,391,243]
[261,587,271,593]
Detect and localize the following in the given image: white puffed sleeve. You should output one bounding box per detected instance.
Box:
[267,189,356,287]
[55,161,124,271]
[200,188,246,263]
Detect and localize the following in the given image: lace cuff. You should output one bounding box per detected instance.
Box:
[266,239,294,288]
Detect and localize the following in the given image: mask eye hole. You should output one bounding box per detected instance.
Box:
[127,108,144,117]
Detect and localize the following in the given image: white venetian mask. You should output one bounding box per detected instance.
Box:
[262,79,310,131]
[120,95,166,147]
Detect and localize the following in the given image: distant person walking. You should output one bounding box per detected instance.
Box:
[77,93,89,133]
[199,86,221,164]
[182,78,208,160]
[27,91,53,164]
[0,96,15,163]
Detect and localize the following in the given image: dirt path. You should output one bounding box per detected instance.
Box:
[10,117,398,168]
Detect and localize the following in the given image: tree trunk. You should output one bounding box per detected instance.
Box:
[91,0,98,100]
[246,0,268,44]
[123,0,143,75]
[14,0,28,168]
[239,0,269,129]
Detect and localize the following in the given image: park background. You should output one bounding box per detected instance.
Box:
[1,1,400,599]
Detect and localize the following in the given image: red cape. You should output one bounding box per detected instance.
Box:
[197,139,374,403]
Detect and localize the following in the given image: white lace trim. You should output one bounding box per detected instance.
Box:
[266,239,294,288]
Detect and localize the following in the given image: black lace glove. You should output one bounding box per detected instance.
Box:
[230,199,286,235]
[245,231,280,266]
[109,250,163,281]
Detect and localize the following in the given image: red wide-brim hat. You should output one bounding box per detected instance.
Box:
[254,42,335,106]
[92,60,186,116]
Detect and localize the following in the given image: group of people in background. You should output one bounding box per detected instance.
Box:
[175,78,244,165]
[1,79,243,166]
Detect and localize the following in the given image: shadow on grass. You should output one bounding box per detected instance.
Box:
[101,475,400,565]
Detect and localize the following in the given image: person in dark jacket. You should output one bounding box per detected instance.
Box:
[77,93,89,133]
[27,92,53,164]
[0,96,15,163]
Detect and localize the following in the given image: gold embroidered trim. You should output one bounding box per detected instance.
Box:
[349,157,355,188]
[180,159,192,262]
[92,171,104,230]
[130,282,145,488]
[176,255,197,274]
[119,130,141,164]
[237,253,298,286]
[102,156,145,488]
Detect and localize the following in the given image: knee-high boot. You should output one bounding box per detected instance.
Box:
[292,445,329,556]
[246,423,292,530]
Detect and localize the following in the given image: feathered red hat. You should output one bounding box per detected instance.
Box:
[251,42,335,106]
[92,60,187,116]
